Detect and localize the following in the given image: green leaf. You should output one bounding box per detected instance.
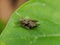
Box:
[0,20,5,34]
[0,0,60,45]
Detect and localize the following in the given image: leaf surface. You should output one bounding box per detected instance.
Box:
[0,0,60,45]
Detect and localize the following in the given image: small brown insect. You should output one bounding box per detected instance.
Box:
[20,17,39,29]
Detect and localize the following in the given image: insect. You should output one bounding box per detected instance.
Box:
[20,17,40,29]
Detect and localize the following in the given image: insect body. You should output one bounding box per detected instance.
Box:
[20,17,39,29]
